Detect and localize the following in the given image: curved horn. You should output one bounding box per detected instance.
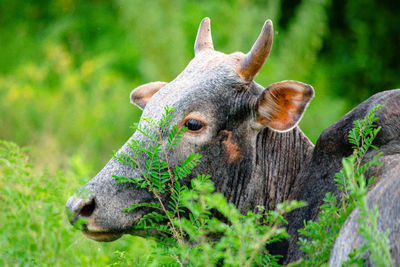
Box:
[237,19,273,80]
[194,17,214,55]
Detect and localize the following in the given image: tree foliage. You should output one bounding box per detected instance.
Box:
[1,0,399,170]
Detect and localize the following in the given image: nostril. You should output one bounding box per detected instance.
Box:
[66,193,96,224]
[79,197,96,217]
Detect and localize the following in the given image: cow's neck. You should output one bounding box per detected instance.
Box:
[238,126,314,212]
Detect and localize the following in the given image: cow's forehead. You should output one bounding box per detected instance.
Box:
[142,50,246,119]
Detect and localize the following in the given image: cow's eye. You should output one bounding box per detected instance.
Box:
[185,119,204,131]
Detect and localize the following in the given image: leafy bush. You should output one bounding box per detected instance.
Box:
[0,140,159,266]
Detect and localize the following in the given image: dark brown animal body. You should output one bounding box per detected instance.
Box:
[285,89,400,265]
[65,18,400,265]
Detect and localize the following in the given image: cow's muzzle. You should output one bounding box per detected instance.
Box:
[66,189,122,242]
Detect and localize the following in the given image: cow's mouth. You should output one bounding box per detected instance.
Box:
[82,230,123,242]
[80,219,124,242]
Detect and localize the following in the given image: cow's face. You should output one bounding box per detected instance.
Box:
[66,18,314,242]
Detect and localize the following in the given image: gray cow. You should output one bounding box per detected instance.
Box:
[66,18,400,265]
[285,89,400,265]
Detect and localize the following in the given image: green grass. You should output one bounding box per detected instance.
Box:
[0,140,156,266]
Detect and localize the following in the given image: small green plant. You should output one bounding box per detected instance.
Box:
[113,105,198,243]
[171,174,305,266]
[113,106,305,266]
[297,105,393,266]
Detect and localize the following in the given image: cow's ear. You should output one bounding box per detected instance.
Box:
[255,80,314,132]
[130,81,167,109]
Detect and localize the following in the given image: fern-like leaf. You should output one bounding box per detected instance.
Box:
[127,139,146,159]
[113,151,136,168]
[167,125,187,149]
[173,153,202,180]
[158,105,175,129]
[132,122,157,141]
[113,175,148,188]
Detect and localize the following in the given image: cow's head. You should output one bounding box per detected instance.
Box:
[66,18,314,242]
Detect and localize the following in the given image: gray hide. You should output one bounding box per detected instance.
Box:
[66,18,315,243]
[285,89,400,265]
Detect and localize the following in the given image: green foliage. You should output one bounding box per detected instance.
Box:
[113,106,196,240]
[171,175,306,267]
[113,107,306,266]
[0,140,161,266]
[335,105,384,202]
[4,0,399,175]
[296,192,349,266]
[173,153,202,180]
[323,1,400,104]
[296,105,393,266]
[1,0,399,265]
[167,125,188,150]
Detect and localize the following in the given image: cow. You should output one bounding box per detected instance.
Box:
[66,18,400,265]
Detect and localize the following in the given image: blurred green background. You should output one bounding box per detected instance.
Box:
[1,0,399,266]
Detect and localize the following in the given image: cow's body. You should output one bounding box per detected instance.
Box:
[284,89,400,264]
[66,18,400,265]
[329,164,400,266]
